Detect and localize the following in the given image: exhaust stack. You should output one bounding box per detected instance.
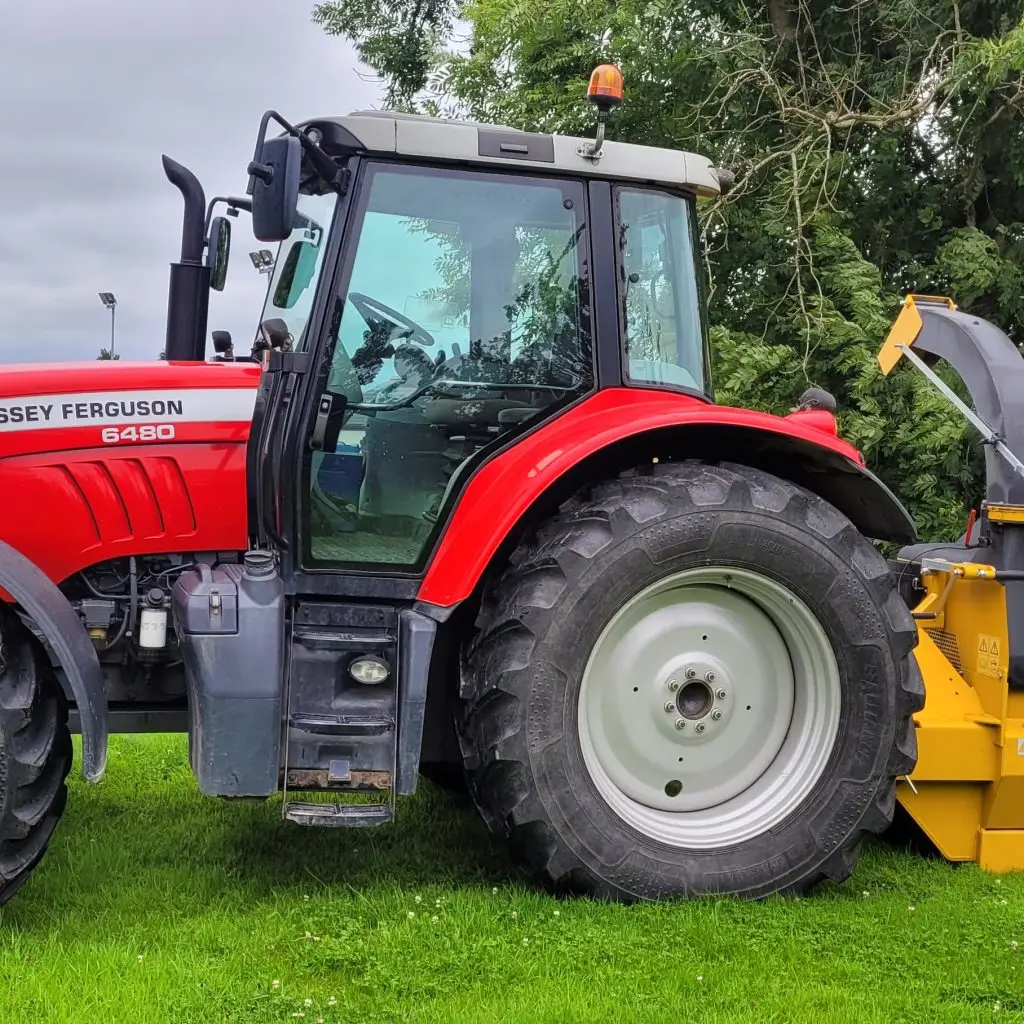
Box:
[162,155,210,362]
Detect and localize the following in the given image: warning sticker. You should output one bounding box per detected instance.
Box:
[978,633,1002,678]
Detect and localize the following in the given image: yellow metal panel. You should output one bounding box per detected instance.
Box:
[876,294,957,374]
[913,629,987,718]
[913,724,1000,781]
[910,632,999,781]
[906,293,957,309]
[983,723,1024,829]
[939,574,1009,721]
[985,504,1024,524]
[978,830,1024,873]
[956,563,998,580]
[897,782,982,861]
[985,780,1024,829]
[877,298,923,375]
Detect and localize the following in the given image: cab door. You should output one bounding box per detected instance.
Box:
[282,160,596,593]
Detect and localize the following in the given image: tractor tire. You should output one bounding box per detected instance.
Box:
[0,608,72,906]
[458,461,923,901]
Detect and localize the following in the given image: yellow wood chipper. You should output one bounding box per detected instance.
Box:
[882,294,1024,871]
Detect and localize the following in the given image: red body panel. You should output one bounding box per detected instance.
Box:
[0,361,260,583]
[416,387,863,608]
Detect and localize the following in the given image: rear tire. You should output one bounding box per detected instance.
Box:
[0,609,72,906]
[457,461,923,901]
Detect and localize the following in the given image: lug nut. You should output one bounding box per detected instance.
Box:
[685,668,697,680]
[674,719,686,730]
[695,722,706,733]
[711,710,723,721]
[705,671,715,683]
[668,679,680,692]
[716,688,726,700]
[664,701,676,713]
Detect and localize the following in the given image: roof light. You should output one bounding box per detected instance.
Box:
[587,64,624,111]
[579,64,624,163]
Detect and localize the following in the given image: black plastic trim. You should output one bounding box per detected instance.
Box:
[0,539,107,780]
[263,157,363,580]
[396,609,437,794]
[287,572,420,600]
[478,129,554,163]
[589,180,623,388]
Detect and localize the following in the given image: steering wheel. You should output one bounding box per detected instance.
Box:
[347,292,435,347]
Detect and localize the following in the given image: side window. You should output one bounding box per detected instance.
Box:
[618,189,706,393]
[306,166,591,569]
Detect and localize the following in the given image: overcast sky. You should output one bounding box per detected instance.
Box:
[0,1,381,364]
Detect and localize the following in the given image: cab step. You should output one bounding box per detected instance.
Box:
[288,712,394,736]
[283,801,394,827]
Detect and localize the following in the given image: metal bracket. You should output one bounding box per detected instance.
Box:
[577,118,608,163]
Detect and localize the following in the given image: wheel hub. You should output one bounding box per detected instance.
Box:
[675,678,714,720]
[577,567,841,848]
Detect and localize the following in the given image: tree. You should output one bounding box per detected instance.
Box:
[97,348,120,360]
[312,0,460,107]
[316,0,1024,541]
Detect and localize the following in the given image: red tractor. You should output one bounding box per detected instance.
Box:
[0,69,921,904]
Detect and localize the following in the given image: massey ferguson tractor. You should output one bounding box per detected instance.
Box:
[2,66,1021,907]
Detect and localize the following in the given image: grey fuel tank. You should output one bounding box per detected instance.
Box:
[171,550,286,796]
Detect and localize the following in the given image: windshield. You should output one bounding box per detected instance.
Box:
[617,188,708,394]
[255,190,340,352]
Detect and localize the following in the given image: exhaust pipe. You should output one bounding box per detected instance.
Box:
[162,155,211,362]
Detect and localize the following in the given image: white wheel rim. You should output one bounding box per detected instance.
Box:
[577,567,842,848]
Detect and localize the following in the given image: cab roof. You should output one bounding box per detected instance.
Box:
[302,110,723,197]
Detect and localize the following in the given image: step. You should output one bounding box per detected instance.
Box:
[288,712,394,736]
[284,801,394,828]
[293,628,395,651]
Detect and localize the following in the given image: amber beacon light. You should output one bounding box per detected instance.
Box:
[587,64,624,110]
[580,64,624,161]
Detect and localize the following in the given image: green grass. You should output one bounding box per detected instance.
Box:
[2,736,1024,1023]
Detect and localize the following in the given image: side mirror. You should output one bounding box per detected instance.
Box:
[212,330,233,358]
[273,239,320,309]
[206,215,231,292]
[250,136,301,243]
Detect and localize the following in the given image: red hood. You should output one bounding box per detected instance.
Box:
[0,360,262,459]
[0,359,262,585]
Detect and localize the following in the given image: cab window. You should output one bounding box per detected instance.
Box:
[617,188,707,394]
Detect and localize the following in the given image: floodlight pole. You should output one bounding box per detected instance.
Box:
[98,292,118,357]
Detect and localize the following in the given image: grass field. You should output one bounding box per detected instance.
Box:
[1,736,1023,1023]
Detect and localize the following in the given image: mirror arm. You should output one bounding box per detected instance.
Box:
[204,196,253,236]
[247,110,347,195]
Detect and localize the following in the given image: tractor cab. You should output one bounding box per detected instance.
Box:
[235,82,720,578]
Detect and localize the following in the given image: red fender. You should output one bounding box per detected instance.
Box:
[416,387,907,608]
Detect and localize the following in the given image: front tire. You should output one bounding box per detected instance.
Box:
[0,609,72,906]
[458,461,923,901]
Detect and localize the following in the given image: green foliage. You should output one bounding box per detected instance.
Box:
[317,0,1024,541]
[97,348,119,360]
[312,0,460,107]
